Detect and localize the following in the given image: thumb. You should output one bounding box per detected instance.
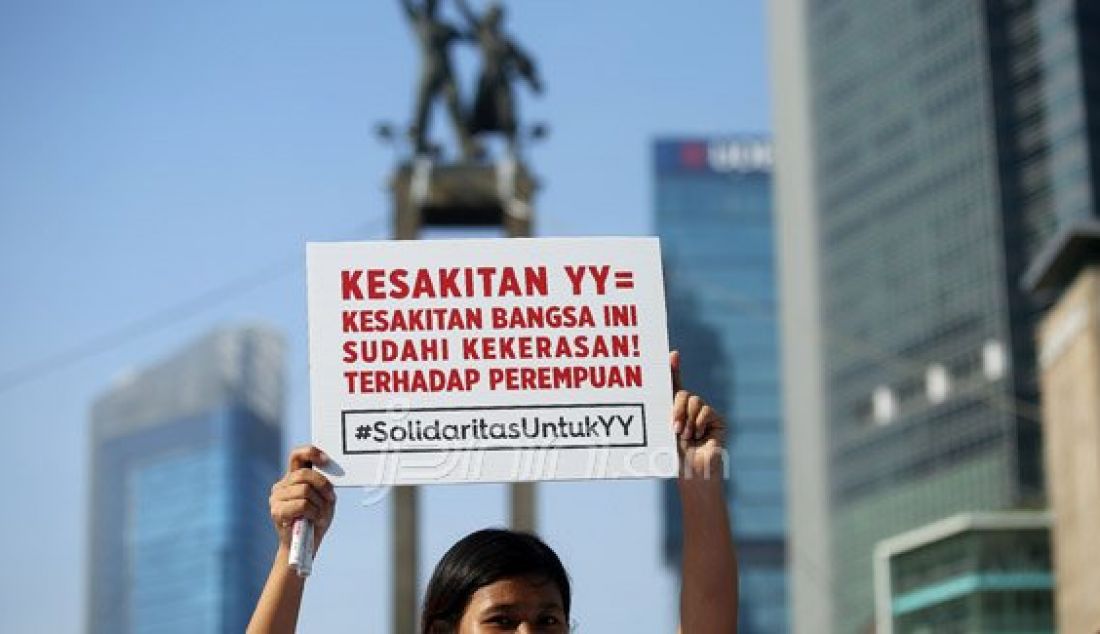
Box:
[670,350,683,394]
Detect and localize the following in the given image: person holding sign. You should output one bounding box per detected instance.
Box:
[248,352,738,633]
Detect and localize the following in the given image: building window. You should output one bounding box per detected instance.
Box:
[872,386,897,425]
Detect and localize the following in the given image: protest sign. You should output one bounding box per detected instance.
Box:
[306,237,677,486]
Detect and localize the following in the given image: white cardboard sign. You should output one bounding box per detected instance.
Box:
[306,237,676,486]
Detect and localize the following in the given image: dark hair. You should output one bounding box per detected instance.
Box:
[421,528,571,633]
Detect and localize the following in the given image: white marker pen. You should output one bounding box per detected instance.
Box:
[288,460,315,577]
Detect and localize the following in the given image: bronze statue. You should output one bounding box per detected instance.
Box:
[401,0,476,159]
[455,0,543,158]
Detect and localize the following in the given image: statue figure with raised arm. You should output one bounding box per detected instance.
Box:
[401,0,476,159]
[455,0,543,159]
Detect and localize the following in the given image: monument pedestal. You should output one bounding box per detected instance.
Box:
[388,157,539,634]
[391,159,536,238]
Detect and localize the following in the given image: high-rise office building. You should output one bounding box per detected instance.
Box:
[655,137,788,633]
[769,1,1100,632]
[1026,223,1100,633]
[1032,0,1100,231]
[1024,4,1100,629]
[87,326,284,634]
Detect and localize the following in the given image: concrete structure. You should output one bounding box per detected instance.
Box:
[873,512,1054,634]
[767,1,833,630]
[388,158,538,633]
[1026,221,1100,634]
[655,136,788,633]
[87,326,284,634]
[764,0,1100,630]
[1026,1,1100,628]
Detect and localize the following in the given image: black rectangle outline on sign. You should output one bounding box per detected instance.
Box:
[341,403,648,455]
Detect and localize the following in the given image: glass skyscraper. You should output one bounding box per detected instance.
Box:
[655,137,788,633]
[87,326,284,634]
[770,1,1099,632]
[1034,0,1100,232]
[808,4,1046,628]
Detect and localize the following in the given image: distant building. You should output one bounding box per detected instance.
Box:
[1025,3,1100,630]
[87,326,284,634]
[873,512,1054,634]
[1026,222,1100,633]
[655,136,788,633]
[769,0,1100,631]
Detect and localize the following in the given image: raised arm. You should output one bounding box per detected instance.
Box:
[508,41,543,94]
[248,445,337,634]
[453,0,480,31]
[671,351,739,634]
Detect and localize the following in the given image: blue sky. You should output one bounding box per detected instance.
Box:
[0,1,769,630]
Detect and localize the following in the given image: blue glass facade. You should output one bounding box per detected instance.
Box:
[88,327,283,634]
[655,137,788,633]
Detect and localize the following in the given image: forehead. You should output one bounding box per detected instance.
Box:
[466,576,564,610]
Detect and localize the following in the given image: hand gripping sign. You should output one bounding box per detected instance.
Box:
[306,237,677,486]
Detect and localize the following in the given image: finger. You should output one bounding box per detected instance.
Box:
[274,483,327,510]
[670,350,684,394]
[705,406,727,444]
[681,410,696,442]
[695,404,715,440]
[687,396,704,439]
[316,501,337,532]
[682,412,697,442]
[672,389,690,435]
[271,498,322,524]
[286,468,337,502]
[287,445,328,473]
